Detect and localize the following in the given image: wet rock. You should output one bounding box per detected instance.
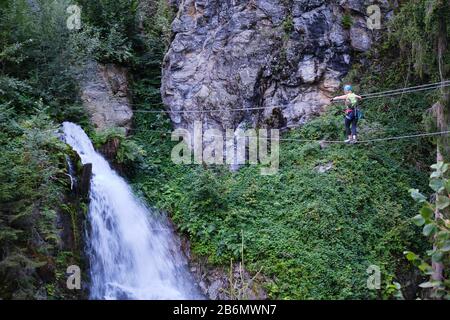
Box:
[208,279,224,300]
[78,61,133,131]
[79,163,92,199]
[188,256,268,300]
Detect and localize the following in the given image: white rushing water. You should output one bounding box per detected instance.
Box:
[62,122,200,300]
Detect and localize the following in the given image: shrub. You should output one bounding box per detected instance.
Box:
[406,162,450,299]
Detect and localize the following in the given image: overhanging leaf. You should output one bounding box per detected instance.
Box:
[420,205,434,220]
[436,195,450,210]
[432,251,443,263]
[409,189,427,203]
[429,178,445,192]
[436,231,449,242]
[431,162,445,172]
[423,223,437,237]
[418,262,432,275]
[404,251,418,262]
[441,240,450,252]
[431,171,441,179]
[412,214,425,226]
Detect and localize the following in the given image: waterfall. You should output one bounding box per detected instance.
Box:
[62,122,200,300]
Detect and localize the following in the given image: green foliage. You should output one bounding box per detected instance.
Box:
[388,0,450,79]
[129,82,433,298]
[341,14,353,30]
[75,0,140,64]
[406,161,450,299]
[386,0,449,161]
[63,0,171,89]
[0,112,76,299]
[70,24,134,65]
[141,0,175,50]
[91,127,146,165]
[91,126,127,147]
[283,15,294,34]
[0,0,89,124]
[0,1,88,299]
[128,0,175,109]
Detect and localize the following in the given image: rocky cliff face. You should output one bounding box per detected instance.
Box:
[79,61,133,131]
[162,0,394,133]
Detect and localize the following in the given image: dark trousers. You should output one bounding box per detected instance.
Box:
[344,112,358,136]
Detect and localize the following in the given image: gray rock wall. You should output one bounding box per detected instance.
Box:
[162,0,394,133]
[79,61,133,131]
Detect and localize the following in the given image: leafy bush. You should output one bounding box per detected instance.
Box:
[91,127,146,165]
[0,0,88,122]
[388,0,450,79]
[0,1,88,299]
[0,112,80,299]
[406,162,450,299]
[75,0,139,64]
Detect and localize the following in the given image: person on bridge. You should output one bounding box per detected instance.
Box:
[331,84,363,144]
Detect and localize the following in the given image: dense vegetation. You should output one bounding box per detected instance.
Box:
[0,0,448,299]
[407,162,450,299]
[126,1,446,299]
[130,92,436,299]
[0,0,88,298]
